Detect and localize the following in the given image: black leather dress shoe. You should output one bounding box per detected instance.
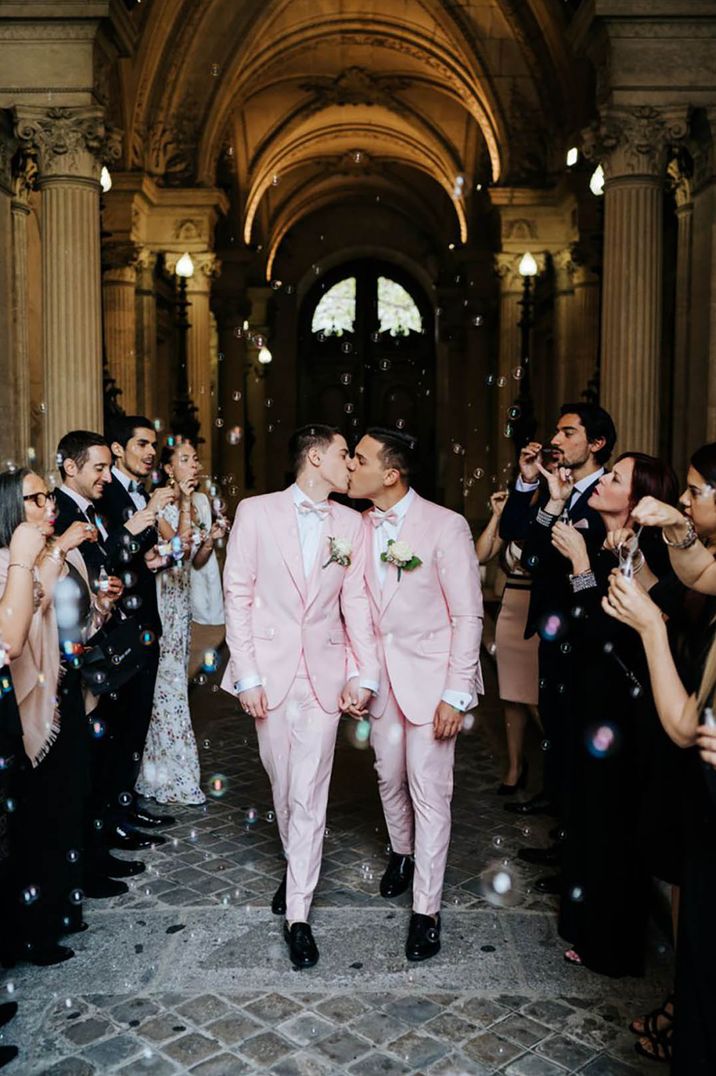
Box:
[93,852,145,878]
[517,844,560,867]
[62,921,89,936]
[534,874,562,895]
[380,853,414,898]
[272,872,287,916]
[84,875,129,899]
[107,825,164,851]
[504,794,558,817]
[406,912,441,962]
[0,1045,18,1069]
[27,943,74,967]
[128,808,176,829]
[0,1002,17,1028]
[283,921,319,969]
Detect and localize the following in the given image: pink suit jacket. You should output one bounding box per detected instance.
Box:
[220,488,379,714]
[364,492,484,725]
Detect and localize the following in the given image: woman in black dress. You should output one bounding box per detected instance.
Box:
[526,452,679,978]
[0,513,47,1068]
[606,567,716,1074]
[0,469,109,965]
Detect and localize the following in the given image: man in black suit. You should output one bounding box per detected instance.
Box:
[54,430,150,895]
[93,417,176,847]
[499,403,617,891]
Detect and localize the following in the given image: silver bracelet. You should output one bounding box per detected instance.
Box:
[662,518,697,550]
[536,507,559,527]
[569,569,597,592]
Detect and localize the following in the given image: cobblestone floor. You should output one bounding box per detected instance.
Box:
[1,649,673,1074]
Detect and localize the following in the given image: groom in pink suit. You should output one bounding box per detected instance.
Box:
[348,427,483,961]
[221,424,379,969]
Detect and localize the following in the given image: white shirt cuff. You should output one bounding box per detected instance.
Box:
[441,689,473,712]
[236,674,263,693]
[515,476,540,493]
[359,678,380,694]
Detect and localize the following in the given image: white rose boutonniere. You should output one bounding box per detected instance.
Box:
[382,538,422,581]
[323,536,352,569]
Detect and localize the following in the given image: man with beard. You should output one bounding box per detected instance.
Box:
[499,403,616,892]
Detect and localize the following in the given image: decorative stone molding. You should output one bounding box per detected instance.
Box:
[172,217,207,243]
[553,247,576,293]
[300,66,412,111]
[13,106,122,181]
[582,105,689,180]
[11,149,38,206]
[494,252,522,291]
[163,250,220,282]
[135,247,157,273]
[667,152,693,209]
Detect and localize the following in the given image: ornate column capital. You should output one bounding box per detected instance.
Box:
[582,105,689,181]
[553,247,576,293]
[13,106,122,184]
[164,251,221,290]
[667,153,693,211]
[494,253,523,292]
[135,247,157,274]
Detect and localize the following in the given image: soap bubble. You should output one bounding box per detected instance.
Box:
[118,792,132,807]
[479,862,521,908]
[208,774,228,798]
[379,358,391,372]
[485,374,495,387]
[344,403,354,415]
[68,888,83,905]
[341,342,353,354]
[215,418,224,429]
[140,630,155,646]
[210,63,220,77]
[473,468,484,480]
[66,849,79,863]
[507,405,521,420]
[452,443,465,455]
[537,611,566,642]
[586,722,619,759]
[22,885,39,905]
[90,718,106,739]
[340,372,352,385]
[472,315,484,327]
[227,426,243,445]
[245,807,258,825]
[201,649,219,673]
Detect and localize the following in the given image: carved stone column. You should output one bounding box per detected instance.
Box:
[103,246,138,413]
[166,251,219,468]
[667,158,694,477]
[135,248,158,418]
[552,249,575,407]
[495,254,523,475]
[570,258,601,403]
[584,106,688,453]
[10,154,37,463]
[14,106,121,456]
[0,115,17,463]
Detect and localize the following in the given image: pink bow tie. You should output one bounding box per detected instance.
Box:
[297,499,331,518]
[370,509,399,528]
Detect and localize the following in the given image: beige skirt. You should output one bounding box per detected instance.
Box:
[495,583,539,706]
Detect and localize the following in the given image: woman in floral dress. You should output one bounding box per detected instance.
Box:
[136,440,224,805]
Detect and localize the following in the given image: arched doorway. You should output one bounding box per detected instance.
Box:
[298,260,436,494]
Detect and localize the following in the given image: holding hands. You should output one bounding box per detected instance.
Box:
[339,678,372,718]
[239,685,269,720]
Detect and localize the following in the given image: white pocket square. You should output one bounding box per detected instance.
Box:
[573,518,589,530]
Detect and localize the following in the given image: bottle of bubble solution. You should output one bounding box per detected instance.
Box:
[98,566,110,593]
[703,705,716,729]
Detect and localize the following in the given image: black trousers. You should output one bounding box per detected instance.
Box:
[14,666,88,951]
[95,644,160,826]
[537,637,576,819]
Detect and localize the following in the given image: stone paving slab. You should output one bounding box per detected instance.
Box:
[0,654,670,1074]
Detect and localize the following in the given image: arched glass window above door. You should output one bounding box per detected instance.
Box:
[311,276,356,335]
[377,276,423,336]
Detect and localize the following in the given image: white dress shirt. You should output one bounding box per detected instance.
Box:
[237,485,378,697]
[516,467,605,512]
[371,488,472,713]
[60,483,109,541]
[291,482,328,577]
[112,465,147,512]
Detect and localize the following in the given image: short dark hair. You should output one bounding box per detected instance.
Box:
[56,430,110,477]
[107,415,155,452]
[288,424,341,476]
[0,467,32,549]
[366,427,418,480]
[559,403,617,466]
[690,443,716,489]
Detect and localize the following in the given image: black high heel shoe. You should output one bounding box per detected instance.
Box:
[496,759,528,796]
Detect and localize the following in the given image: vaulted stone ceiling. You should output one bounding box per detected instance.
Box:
[114,0,588,272]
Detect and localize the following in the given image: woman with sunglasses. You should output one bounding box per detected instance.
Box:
[0,469,116,966]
